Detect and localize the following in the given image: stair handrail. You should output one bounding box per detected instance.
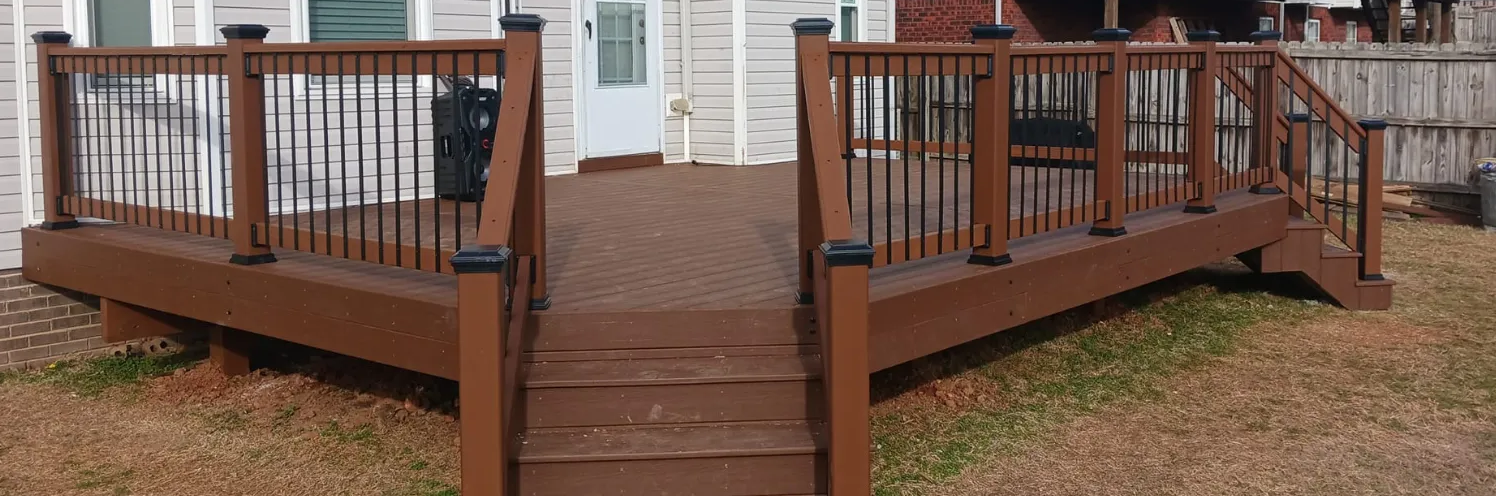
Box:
[447,14,548,496]
[792,18,874,496]
[1272,50,1387,281]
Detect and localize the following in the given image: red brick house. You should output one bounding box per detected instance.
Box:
[897,0,1374,43]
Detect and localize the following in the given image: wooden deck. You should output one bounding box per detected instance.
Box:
[256,161,1189,312]
[23,162,1302,374]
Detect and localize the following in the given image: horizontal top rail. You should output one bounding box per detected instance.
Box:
[49,54,226,75]
[1125,44,1207,55]
[1278,51,1368,143]
[50,45,229,57]
[1011,44,1115,56]
[829,41,992,55]
[1216,45,1280,54]
[249,38,508,54]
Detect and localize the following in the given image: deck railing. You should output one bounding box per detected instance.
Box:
[794,22,1385,496]
[34,14,551,496]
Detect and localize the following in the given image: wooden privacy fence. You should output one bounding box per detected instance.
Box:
[794,22,1388,496]
[1285,40,1496,188]
[1455,1,1496,44]
[33,14,551,496]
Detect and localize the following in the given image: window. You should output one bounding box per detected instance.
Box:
[1346,21,1358,43]
[837,0,861,42]
[596,1,647,86]
[309,0,409,42]
[89,0,153,87]
[303,0,423,87]
[1305,19,1321,42]
[1258,17,1275,32]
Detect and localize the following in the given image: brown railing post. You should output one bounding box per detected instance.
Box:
[450,246,512,496]
[1288,113,1311,217]
[501,14,550,310]
[1249,30,1283,195]
[818,241,873,496]
[222,25,276,265]
[1357,119,1387,281]
[968,24,1017,264]
[1090,28,1131,236]
[31,32,79,230]
[793,18,834,303]
[1185,30,1220,215]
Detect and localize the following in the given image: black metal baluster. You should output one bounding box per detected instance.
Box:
[902,55,910,262]
[338,53,350,258]
[355,53,367,261]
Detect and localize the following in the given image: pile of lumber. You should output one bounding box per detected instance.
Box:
[1308,178,1478,223]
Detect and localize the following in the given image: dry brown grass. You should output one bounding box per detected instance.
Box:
[924,220,1496,495]
[0,356,460,496]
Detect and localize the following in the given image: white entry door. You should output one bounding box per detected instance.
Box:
[581,0,662,158]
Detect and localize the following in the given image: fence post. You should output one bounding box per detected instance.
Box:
[450,246,512,496]
[1249,30,1282,195]
[501,14,550,310]
[793,18,834,303]
[968,24,1017,264]
[222,25,276,265]
[1388,0,1404,43]
[1185,30,1220,215]
[1090,28,1131,236]
[1356,119,1387,281]
[818,241,873,496]
[31,32,78,230]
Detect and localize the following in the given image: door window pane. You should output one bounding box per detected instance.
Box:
[840,5,858,41]
[597,1,647,86]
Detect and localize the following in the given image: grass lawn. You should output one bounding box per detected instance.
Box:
[0,220,1490,495]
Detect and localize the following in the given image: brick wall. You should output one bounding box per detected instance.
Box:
[896,0,1364,43]
[0,271,107,372]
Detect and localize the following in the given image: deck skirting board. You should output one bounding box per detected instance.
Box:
[866,193,1291,372]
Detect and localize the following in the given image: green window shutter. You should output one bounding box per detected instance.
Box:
[309,0,409,42]
[91,0,153,47]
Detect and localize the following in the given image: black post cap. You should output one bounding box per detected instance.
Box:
[450,245,513,274]
[500,13,546,32]
[1250,30,1283,42]
[31,31,72,44]
[820,240,875,268]
[1357,118,1390,131]
[1288,113,1313,123]
[1187,30,1221,43]
[971,24,1018,40]
[220,24,271,40]
[791,18,835,36]
[1092,28,1132,42]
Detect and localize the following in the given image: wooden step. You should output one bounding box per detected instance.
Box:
[516,421,825,496]
[522,355,824,428]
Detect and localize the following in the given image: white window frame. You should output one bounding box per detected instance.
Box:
[1346,20,1358,43]
[288,0,437,98]
[832,0,867,42]
[1305,19,1321,43]
[1258,16,1275,32]
[66,0,176,100]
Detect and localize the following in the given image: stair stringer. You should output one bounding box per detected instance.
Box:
[1241,219,1393,311]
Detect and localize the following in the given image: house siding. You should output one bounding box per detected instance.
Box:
[686,0,734,164]
[744,0,890,166]
[1,0,24,270]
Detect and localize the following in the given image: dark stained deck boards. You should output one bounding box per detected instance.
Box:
[264,161,1192,311]
[23,164,1291,376]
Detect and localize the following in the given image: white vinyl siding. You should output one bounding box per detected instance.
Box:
[684,0,733,164]
[0,0,25,268]
[743,0,887,165]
